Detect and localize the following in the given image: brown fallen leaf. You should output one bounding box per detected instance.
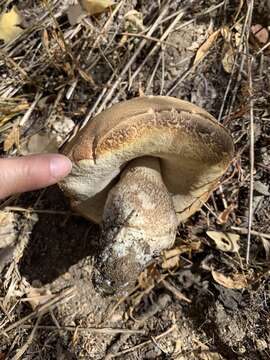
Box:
[220,27,235,74]
[67,3,85,26]
[0,6,23,44]
[20,133,59,155]
[138,263,160,289]
[199,351,224,360]
[217,203,236,224]
[124,10,145,32]
[222,44,235,73]
[212,270,247,289]
[193,339,225,360]
[193,29,220,66]
[220,26,232,43]
[3,125,20,152]
[206,231,240,253]
[0,211,16,248]
[80,0,113,15]
[162,255,180,269]
[261,236,270,260]
[119,10,145,47]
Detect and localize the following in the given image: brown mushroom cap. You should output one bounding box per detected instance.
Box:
[60,96,234,224]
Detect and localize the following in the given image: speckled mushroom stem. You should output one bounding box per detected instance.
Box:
[94,156,178,295]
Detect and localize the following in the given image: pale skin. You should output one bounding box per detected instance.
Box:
[0,154,72,199]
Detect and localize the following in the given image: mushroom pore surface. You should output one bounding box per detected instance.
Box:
[60,96,234,294]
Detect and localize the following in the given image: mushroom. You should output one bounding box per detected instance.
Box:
[59,96,234,294]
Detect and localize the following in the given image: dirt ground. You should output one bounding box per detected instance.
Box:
[0,0,270,359]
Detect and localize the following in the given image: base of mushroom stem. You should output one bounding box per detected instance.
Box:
[92,156,178,296]
[93,247,146,296]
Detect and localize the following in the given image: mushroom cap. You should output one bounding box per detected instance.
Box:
[60,96,234,223]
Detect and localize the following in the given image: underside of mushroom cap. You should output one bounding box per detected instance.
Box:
[60,96,234,223]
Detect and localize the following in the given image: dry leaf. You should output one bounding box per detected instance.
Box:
[0,6,23,44]
[138,264,160,289]
[212,270,247,289]
[4,125,20,152]
[234,0,244,21]
[193,339,224,360]
[164,241,202,259]
[124,10,145,32]
[261,237,270,260]
[174,338,183,354]
[0,99,29,127]
[207,231,240,253]
[162,255,180,269]
[0,211,16,248]
[234,23,242,47]
[78,67,95,85]
[220,26,232,43]
[222,44,235,73]
[0,114,15,127]
[164,248,183,259]
[193,30,220,66]
[67,3,85,26]
[217,203,236,224]
[162,242,201,269]
[199,352,224,360]
[220,27,235,73]
[20,133,59,155]
[80,0,113,15]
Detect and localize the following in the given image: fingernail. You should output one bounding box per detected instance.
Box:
[50,155,72,179]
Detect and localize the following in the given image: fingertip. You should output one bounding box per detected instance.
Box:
[49,154,72,180]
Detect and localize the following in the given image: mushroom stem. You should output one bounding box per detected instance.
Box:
[95,156,178,294]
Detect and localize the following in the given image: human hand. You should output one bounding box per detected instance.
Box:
[0,154,72,199]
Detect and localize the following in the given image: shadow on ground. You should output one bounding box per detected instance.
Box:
[19,186,100,284]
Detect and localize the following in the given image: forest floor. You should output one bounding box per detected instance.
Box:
[0,0,270,359]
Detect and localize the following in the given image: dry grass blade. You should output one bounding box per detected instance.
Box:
[91,2,170,114]
[218,0,254,121]
[245,0,255,265]
[161,279,191,303]
[128,8,186,87]
[231,227,270,240]
[193,29,220,66]
[108,325,176,358]
[18,324,145,335]
[246,58,254,265]
[9,316,42,360]
[5,206,76,216]
[2,287,75,334]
